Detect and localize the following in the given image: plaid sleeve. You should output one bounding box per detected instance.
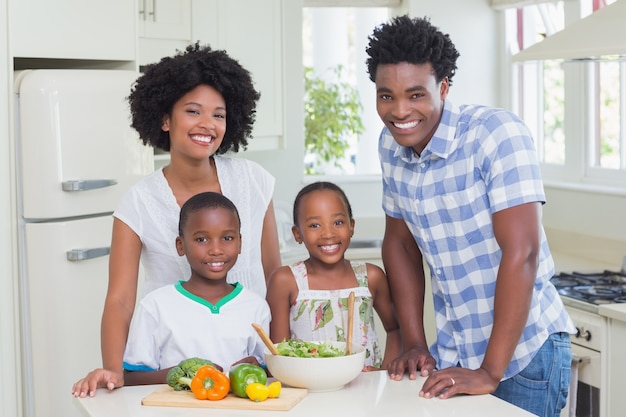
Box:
[478,110,546,213]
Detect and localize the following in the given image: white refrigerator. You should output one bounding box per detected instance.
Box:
[14,70,154,417]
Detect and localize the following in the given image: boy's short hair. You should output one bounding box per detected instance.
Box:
[365,15,460,85]
[178,192,241,236]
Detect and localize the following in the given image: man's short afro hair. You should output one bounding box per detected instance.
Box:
[365,15,460,85]
[128,42,260,154]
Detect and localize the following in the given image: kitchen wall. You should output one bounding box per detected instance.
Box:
[543,186,626,269]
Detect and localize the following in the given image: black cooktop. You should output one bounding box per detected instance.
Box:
[551,270,626,305]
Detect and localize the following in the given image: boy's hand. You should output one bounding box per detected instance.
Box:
[230,355,261,368]
[71,368,124,398]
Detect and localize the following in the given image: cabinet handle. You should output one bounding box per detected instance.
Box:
[575,326,592,342]
[66,247,111,261]
[148,0,155,21]
[571,354,590,365]
[139,0,146,18]
[61,179,117,192]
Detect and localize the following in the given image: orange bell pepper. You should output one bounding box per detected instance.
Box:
[189,365,230,400]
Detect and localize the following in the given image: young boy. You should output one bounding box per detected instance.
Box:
[366,16,574,417]
[121,192,270,386]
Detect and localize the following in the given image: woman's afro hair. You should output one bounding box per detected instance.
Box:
[128,42,260,154]
[365,15,460,85]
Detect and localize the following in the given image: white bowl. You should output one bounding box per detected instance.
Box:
[264,341,365,392]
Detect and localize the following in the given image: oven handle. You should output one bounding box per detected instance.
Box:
[572,354,590,365]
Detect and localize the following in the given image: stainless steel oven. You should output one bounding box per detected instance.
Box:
[551,269,626,417]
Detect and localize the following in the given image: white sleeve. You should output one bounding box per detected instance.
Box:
[113,181,143,237]
[122,299,160,371]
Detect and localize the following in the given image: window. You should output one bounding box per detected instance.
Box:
[591,59,625,170]
[508,3,565,165]
[302,7,390,176]
[507,0,626,189]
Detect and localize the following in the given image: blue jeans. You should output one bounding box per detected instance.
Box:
[494,332,571,417]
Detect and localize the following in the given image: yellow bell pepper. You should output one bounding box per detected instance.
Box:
[245,382,270,402]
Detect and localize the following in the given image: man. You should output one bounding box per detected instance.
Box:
[365,15,574,417]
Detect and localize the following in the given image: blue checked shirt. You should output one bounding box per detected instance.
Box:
[379,100,575,379]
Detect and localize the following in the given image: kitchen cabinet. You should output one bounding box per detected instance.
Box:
[10,0,135,61]
[605,318,626,417]
[214,0,284,149]
[598,304,626,417]
[138,0,191,40]
[137,0,193,66]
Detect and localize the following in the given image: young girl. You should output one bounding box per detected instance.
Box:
[72,43,280,397]
[266,182,401,369]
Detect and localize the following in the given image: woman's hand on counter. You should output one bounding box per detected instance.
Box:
[71,368,124,398]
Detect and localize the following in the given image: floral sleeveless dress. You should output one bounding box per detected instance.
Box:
[288,260,382,367]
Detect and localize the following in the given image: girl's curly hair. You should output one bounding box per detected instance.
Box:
[128,42,260,154]
[365,15,460,86]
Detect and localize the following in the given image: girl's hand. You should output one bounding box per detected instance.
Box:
[387,346,436,381]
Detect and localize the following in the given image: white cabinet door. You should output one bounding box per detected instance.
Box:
[138,0,191,40]
[606,318,626,417]
[137,0,193,67]
[22,216,111,417]
[10,0,135,60]
[215,0,284,149]
[16,70,154,220]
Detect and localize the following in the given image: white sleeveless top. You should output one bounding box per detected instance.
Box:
[288,260,383,367]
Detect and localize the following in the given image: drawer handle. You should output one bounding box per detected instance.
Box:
[572,354,590,365]
[62,179,117,192]
[575,326,592,341]
[66,247,110,261]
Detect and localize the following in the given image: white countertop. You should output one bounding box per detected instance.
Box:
[74,371,534,417]
[598,303,626,322]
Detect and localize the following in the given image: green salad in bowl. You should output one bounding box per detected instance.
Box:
[265,340,365,392]
[275,339,346,358]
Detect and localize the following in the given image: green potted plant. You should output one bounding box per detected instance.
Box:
[304,65,365,174]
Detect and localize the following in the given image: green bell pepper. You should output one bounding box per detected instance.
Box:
[229,363,268,398]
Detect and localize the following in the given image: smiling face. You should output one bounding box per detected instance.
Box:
[176,206,241,282]
[161,84,227,160]
[375,62,449,155]
[292,189,355,265]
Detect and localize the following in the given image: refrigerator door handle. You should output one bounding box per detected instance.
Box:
[66,247,111,261]
[62,179,117,192]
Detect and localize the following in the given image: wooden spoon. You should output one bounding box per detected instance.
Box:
[252,323,280,355]
[346,291,355,355]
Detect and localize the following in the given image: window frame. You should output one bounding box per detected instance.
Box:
[508,0,626,195]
